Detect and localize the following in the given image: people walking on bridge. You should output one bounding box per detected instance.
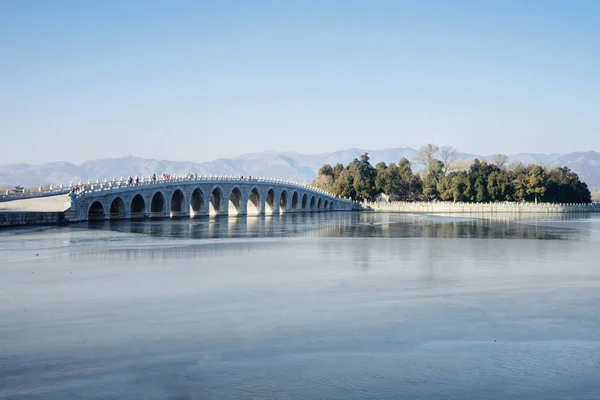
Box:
[135,176,139,184]
[152,173,156,182]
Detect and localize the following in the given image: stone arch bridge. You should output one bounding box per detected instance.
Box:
[67,175,353,221]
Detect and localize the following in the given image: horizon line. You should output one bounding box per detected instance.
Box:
[2,147,599,167]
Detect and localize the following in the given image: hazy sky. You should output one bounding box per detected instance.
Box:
[1,0,599,165]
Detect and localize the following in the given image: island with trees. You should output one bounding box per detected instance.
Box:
[312,144,592,204]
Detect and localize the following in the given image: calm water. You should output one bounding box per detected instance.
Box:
[1,212,600,399]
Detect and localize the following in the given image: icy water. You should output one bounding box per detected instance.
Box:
[1,212,600,400]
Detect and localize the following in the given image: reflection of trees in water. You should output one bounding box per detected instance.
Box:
[313,218,589,241]
[314,231,565,288]
[314,236,452,283]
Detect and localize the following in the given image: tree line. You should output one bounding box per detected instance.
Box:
[312,144,592,204]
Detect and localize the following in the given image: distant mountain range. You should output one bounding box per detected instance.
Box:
[1,148,600,190]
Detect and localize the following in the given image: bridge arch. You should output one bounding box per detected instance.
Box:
[229,187,243,216]
[190,188,205,217]
[280,190,288,213]
[88,201,105,220]
[73,179,350,221]
[150,191,166,217]
[265,188,275,214]
[291,191,299,211]
[210,187,224,215]
[247,187,261,215]
[109,197,126,219]
[130,194,146,218]
[170,189,185,216]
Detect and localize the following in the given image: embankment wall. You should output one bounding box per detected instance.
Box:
[0,211,66,228]
[362,201,600,213]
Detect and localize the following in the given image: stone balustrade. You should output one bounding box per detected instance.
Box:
[361,200,600,213]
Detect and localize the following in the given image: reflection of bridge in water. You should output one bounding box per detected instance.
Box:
[84,211,595,239]
[68,176,353,222]
[77,211,592,258]
[71,212,592,273]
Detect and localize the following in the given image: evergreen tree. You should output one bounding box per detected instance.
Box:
[312,144,591,204]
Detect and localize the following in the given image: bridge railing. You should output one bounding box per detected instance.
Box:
[70,175,352,203]
[0,187,71,202]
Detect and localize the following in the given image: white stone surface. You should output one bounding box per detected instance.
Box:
[0,195,70,212]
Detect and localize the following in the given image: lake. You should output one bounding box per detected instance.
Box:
[1,212,600,399]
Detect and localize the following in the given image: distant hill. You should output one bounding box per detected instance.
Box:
[1,148,599,189]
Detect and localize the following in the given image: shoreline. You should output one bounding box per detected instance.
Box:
[360,201,600,214]
[2,200,599,228]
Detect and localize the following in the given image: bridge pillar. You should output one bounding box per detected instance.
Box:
[271,198,280,215]
[237,202,248,216]
[198,198,210,217]
[217,194,230,216]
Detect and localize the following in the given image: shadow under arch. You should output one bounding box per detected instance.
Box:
[150,192,166,218]
[130,194,146,219]
[229,187,243,216]
[190,188,205,217]
[210,187,224,216]
[170,189,185,217]
[109,197,126,219]
[247,187,261,215]
[291,191,299,211]
[265,188,276,214]
[88,201,105,220]
[280,190,288,213]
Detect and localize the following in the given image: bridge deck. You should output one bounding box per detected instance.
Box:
[0,194,70,212]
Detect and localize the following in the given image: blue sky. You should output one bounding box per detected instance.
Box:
[1,0,599,164]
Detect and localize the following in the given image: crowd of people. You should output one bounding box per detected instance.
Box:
[69,173,262,195]
[70,184,88,195]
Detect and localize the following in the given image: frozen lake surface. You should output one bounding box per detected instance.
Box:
[1,212,600,399]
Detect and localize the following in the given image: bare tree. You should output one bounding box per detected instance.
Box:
[440,145,459,174]
[412,144,440,169]
[488,154,509,169]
